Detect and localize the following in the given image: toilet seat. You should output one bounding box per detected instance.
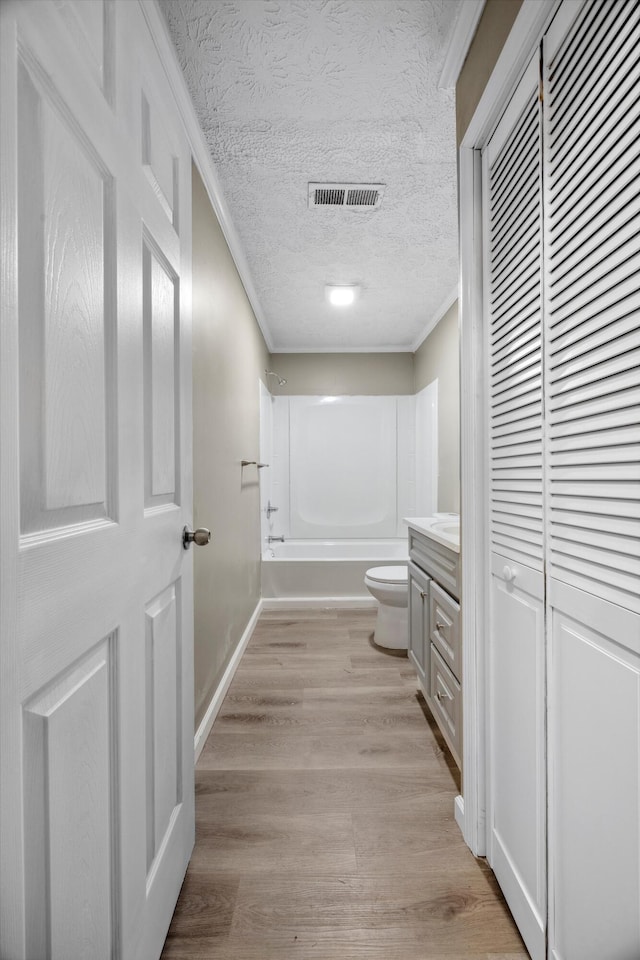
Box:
[365,565,408,585]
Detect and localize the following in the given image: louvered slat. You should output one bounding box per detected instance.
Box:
[547,0,640,616]
[551,509,639,536]
[486,71,543,571]
[492,308,539,357]
[551,106,640,227]
[551,293,640,348]
[550,495,640,520]
[549,3,639,171]
[547,0,616,108]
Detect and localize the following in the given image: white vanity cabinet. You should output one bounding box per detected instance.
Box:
[406,521,461,768]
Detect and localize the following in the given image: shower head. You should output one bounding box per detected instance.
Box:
[265,369,287,386]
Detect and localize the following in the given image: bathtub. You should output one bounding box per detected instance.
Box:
[261,538,408,603]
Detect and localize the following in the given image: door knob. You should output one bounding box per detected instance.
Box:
[502,565,516,582]
[183,526,211,550]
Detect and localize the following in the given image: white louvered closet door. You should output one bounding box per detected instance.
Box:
[483,55,546,960]
[544,1,640,957]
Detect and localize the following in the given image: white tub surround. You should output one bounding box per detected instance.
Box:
[258,394,436,604]
[415,381,439,517]
[261,395,438,545]
[259,380,275,547]
[289,397,397,538]
[261,539,408,602]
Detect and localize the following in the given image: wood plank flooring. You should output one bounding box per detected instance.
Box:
[161,608,528,960]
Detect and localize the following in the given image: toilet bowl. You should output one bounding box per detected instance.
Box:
[364,565,409,650]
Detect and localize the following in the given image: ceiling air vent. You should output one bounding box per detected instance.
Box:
[308,183,385,210]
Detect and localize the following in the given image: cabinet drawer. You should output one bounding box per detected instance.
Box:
[409,529,460,600]
[429,645,462,768]
[430,581,461,681]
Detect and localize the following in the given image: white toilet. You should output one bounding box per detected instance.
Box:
[364,565,409,650]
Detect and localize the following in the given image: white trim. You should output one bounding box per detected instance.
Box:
[454,794,465,835]
[411,286,458,353]
[459,144,486,857]
[438,0,486,89]
[261,596,377,610]
[460,0,559,148]
[193,599,263,761]
[458,0,561,860]
[139,0,274,352]
[271,345,416,354]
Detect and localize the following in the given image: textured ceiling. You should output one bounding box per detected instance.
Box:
[160,0,461,351]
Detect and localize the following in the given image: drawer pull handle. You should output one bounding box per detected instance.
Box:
[435,620,447,632]
[436,688,452,703]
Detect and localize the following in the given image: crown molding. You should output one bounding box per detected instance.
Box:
[272,287,459,355]
[438,0,486,89]
[269,345,415,355]
[139,0,274,352]
[411,286,459,352]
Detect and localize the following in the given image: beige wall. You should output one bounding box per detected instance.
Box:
[456,0,523,144]
[414,301,460,513]
[192,164,270,728]
[268,352,414,395]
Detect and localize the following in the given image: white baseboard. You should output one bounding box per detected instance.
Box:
[261,596,377,610]
[455,794,465,836]
[193,599,263,762]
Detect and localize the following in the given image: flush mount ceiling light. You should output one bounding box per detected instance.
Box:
[326,284,360,307]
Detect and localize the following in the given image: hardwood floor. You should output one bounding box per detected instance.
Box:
[161,608,528,960]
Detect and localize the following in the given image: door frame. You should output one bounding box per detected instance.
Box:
[458,0,561,857]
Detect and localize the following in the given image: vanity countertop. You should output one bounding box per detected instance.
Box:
[404,516,460,554]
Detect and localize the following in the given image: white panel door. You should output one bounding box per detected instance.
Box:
[544,0,640,955]
[0,2,194,958]
[483,55,546,960]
